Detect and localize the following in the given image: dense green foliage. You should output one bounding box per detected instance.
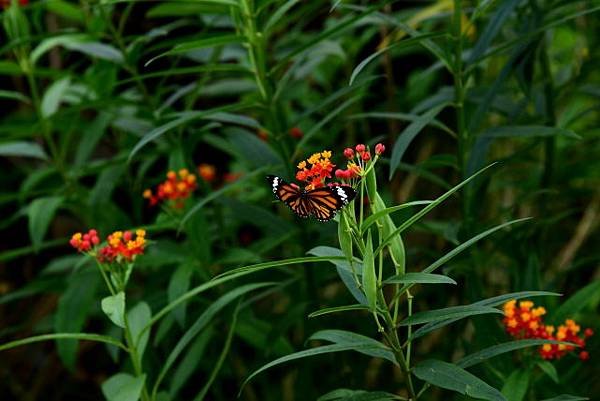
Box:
[0,1,599,400]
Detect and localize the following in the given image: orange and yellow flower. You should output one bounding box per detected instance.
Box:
[502,299,593,361]
[98,229,147,263]
[143,169,197,207]
[295,150,336,190]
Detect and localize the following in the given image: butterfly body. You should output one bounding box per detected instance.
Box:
[267,175,356,222]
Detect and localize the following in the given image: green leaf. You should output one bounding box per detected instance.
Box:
[168,264,192,327]
[376,163,497,254]
[31,34,124,65]
[458,340,570,369]
[413,359,506,401]
[537,361,559,384]
[55,268,100,370]
[350,112,453,136]
[152,283,274,397]
[501,369,530,401]
[480,125,580,139]
[318,388,401,400]
[389,103,448,179]
[308,329,397,365]
[540,395,589,401]
[127,302,152,366]
[169,329,213,397]
[0,141,48,160]
[139,256,347,340]
[551,280,600,324]
[28,196,63,251]
[272,4,380,73]
[128,102,253,161]
[349,32,445,85]
[264,0,299,36]
[467,0,521,66]
[241,343,396,392]
[361,230,377,311]
[101,292,126,328]
[102,373,146,401]
[41,76,71,118]
[308,304,369,318]
[0,333,127,353]
[414,291,561,339]
[0,89,30,103]
[384,272,456,285]
[193,301,241,401]
[145,34,245,66]
[399,304,502,327]
[45,0,85,22]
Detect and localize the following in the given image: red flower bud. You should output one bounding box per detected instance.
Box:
[355,144,366,153]
[361,151,371,161]
[579,351,590,361]
[343,148,354,159]
[375,143,385,155]
[289,127,303,139]
[585,328,594,337]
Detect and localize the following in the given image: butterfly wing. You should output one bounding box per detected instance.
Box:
[266,175,310,219]
[303,185,357,221]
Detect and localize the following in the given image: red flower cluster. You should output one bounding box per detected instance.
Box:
[70,229,148,263]
[98,230,147,263]
[1,0,28,9]
[296,151,336,190]
[503,299,593,361]
[69,229,100,252]
[335,143,385,181]
[143,169,197,207]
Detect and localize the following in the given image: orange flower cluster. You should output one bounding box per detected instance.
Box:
[198,164,216,182]
[98,230,147,263]
[70,229,148,263]
[503,299,593,360]
[143,169,197,207]
[69,229,100,252]
[296,151,336,190]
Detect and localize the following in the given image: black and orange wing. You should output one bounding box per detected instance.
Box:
[266,175,310,219]
[303,185,357,222]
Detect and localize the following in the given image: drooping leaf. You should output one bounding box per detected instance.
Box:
[102,373,146,401]
[413,359,506,401]
[27,196,63,251]
[0,141,48,160]
[501,369,530,401]
[101,292,126,328]
[384,272,456,285]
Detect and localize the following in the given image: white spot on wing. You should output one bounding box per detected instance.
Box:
[272,176,279,193]
[336,186,348,204]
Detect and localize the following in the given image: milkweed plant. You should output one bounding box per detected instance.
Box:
[0,0,598,400]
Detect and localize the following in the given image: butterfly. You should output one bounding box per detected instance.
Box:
[266,175,356,221]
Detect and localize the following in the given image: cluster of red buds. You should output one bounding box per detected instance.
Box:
[335,143,385,181]
[69,229,100,252]
[503,299,593,361]
[1,0,28,9]
[70,229,147,264]
[143,169,197,207]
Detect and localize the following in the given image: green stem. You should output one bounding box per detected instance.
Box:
[406,290,413,366]
[99,5,156,112]
[453,0,470,233]
[124,314,150,401]
[94,259,116,296]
